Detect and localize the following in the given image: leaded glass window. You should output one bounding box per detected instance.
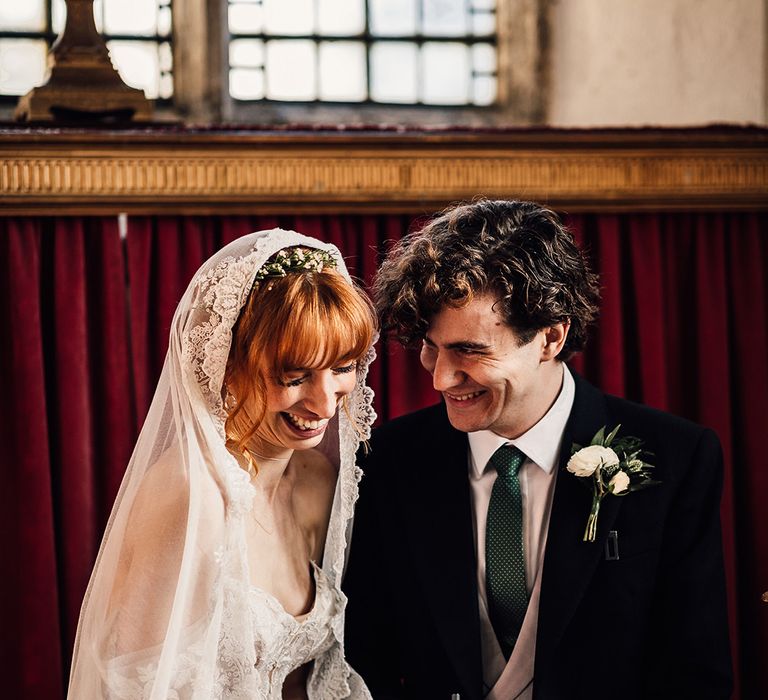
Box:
[227,0,497,106]
[0,0,173,100]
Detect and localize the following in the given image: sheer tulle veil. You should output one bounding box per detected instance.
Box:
[68,229,376,698]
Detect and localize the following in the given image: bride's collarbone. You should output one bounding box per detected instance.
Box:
[252,449,334,536]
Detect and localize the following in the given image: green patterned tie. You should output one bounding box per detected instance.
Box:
[485,445,529,659]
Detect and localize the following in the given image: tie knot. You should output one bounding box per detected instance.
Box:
[489,445,525,479]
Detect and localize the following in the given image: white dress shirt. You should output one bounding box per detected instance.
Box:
[467,364,575,699]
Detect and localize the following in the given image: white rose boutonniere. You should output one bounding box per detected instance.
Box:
[567,425,659,542]
[566,445,619,477]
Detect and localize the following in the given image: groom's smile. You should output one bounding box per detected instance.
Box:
[445,389,485,402]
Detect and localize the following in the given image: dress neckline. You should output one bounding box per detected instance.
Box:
[250,560,324,623]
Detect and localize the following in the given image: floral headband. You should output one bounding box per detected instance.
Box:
[253,247,338,283]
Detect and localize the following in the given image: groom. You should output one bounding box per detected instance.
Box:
[343,200,732,699]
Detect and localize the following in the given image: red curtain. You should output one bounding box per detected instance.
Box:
[2,212,766,698]
[567,212,768,699]
[1,217,134,699]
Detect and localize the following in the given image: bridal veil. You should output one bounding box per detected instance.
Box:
[68,230,376,698]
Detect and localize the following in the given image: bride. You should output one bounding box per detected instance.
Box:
[68,230,376,699]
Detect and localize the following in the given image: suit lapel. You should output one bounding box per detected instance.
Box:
[536,373,624,665]
[401,404,483,699]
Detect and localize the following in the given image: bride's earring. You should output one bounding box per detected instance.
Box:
[224,387,237,412]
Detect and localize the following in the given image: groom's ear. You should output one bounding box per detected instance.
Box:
[540,321,570,361]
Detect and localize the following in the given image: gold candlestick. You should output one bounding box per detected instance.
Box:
[15,0,153,123]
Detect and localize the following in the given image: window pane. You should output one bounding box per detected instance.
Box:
[263,0,313,36]
[104,0,157,36]
[0,39,47,95]
[473,74,496,105]
[370,41,417,103]
[421,42,469,104]
[107,40,159,98]
[369,0,417,36]
[229,2,263,34]
[265,39,316,100]
[472,42,495,73]
[472,11,495,36]
[230,67,265,99]
[157,5,172,37]
[230,38,264,68]
[471,0,496,9]
[93,0,104,33]
[319,41,365,101]
[52,0,67,35]
[159,72,173,98]
[158,41,172,72]
[0,2,46,32]
[317,0,365,35]
[422,0,466,37]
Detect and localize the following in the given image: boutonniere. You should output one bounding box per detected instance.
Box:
[567,425,660,543]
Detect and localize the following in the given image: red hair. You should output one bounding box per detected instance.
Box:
[224,260,375,469]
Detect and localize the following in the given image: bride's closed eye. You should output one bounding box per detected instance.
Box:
[279,363,356,387]
[331,362,357,375]
[281,374,309,387]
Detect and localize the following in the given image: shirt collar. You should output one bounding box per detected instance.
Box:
[467,364,575,477]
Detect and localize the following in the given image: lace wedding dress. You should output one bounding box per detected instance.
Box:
[68,230,375,699]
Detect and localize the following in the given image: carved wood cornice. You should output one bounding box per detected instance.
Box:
[0,128,766,213]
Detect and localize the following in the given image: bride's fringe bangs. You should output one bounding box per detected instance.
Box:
[270,270,376,376]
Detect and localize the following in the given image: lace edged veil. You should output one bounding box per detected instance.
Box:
[68,229,376,699]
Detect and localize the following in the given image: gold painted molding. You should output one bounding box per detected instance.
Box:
[1,129,766,213]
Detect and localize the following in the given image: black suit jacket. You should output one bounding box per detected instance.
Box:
[343,372,733,700]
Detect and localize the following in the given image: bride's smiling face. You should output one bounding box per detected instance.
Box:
[224,260,375,463]
[253,359,358,456]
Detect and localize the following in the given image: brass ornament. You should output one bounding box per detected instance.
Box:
[14,0,152,123]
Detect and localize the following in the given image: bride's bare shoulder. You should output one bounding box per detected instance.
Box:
[124,443,224,548]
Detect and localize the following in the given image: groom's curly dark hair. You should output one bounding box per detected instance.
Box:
[373,199,601,361]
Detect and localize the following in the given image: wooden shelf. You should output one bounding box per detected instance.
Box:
[1,126,766,213]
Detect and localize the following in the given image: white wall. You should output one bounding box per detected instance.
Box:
[546,0,767,126]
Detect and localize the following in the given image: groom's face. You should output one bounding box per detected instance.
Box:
[420,293,556,439]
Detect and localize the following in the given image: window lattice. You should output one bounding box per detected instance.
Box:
[228,0,497,106]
